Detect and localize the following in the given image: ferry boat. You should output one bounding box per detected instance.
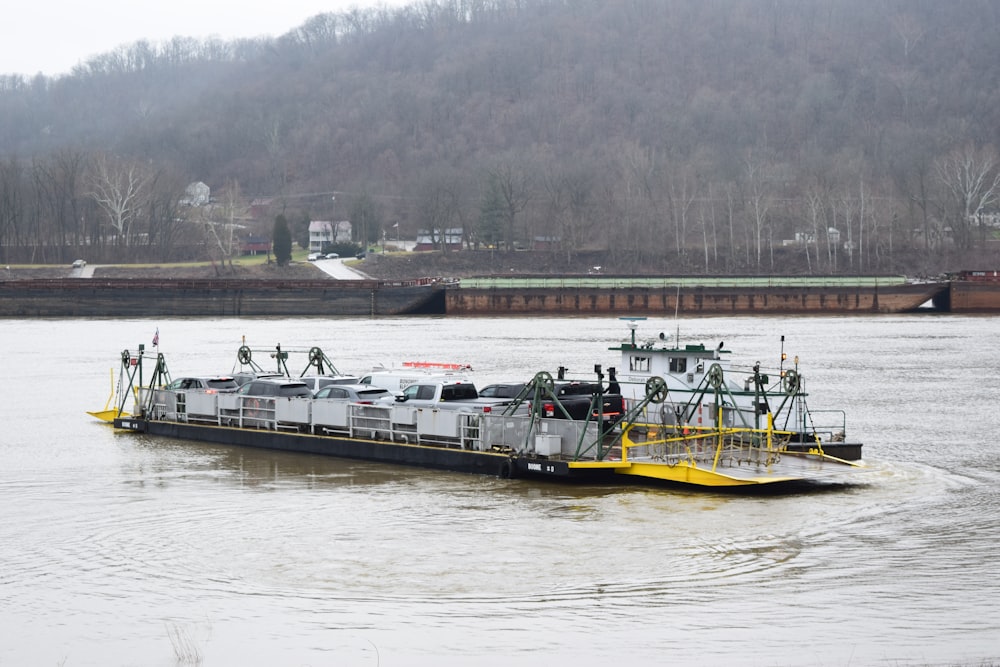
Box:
[609,317,862,461]
[93,330,864,489]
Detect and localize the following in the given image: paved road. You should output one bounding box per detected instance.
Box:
[65,260,368,280]
[311,258,370,280]
[72,263,96,278]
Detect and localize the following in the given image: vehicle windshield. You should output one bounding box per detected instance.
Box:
[206,378,238,390]
[357,389,393,401]
[278,384,312,398]
[481,384,524,398]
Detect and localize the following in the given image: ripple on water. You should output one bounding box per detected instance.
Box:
[3,316,1000,666]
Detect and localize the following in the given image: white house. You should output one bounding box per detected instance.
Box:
[414,228,463,251]
[180,182,210,206]
[309,220,352,252]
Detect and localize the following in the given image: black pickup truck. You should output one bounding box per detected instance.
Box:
[493,380,625,425]
[543,381,625,424]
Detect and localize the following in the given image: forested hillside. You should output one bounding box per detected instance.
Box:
[1,0,998,274]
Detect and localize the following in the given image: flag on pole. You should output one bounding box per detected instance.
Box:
[152,328,159,347]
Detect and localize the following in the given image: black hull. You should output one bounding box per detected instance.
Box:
[785,441,863,461]
[119,417,513,476]
[0,279,446,317]
[111,418,861,484]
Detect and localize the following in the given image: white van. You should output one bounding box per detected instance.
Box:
[359,369,471,394]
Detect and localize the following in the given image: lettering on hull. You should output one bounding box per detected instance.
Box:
[527,461,558,474]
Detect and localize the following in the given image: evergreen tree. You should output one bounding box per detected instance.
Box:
[272,214,292,266]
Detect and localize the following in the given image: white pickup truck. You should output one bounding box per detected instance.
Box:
[394,379,510,412]
[385,379,510,445]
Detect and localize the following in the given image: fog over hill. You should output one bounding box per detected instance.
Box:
[1,0,998,275]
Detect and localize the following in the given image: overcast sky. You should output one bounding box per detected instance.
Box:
[2,1,412,77]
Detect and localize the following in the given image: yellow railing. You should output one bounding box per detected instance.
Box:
[620,420,816,471]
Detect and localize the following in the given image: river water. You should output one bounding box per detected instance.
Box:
[1,315,998,666]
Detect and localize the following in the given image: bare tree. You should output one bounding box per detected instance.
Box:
[889,12,925,62]
[202,180,247,272]
[857,177,866,272]
[614,141,656,263]
[697,193,717,273]
[664,162,698,259]
[934,143,1000,250]
[540,164,593,264]
[743,148,772,270]
[721,182,743,271]
[805,188,826,273]
[144,176,187,261]
[0,157,26,256]
[88,153,153,246]
[416,174,461,251]
[487,162,532,251]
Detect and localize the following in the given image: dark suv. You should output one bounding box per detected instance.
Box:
[478,383,527,399]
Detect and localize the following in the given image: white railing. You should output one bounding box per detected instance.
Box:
[152,390,501,451]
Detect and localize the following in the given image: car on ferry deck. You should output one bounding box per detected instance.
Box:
[237,378,312,398]
[165,376,240,393]
[232,372,286,387]
[314,384,395,403]
[298,375,362,393]
[478,383,527,399]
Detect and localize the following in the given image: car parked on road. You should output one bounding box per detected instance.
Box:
[307,252,322,261]
[325,252,340,259]
[71,259,86,268]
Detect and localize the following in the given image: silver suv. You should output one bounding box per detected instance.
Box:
[237,378,312,398]
[314,384,395,403]
[298,375,361,393]
[165,376,240,393]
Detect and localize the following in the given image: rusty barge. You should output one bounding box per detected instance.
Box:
[446,276,948,316]
[3,274,993,317]
[0,278,445,317]
[933,270,1000,313]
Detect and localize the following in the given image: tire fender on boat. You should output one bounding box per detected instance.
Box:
[499,458,516,479]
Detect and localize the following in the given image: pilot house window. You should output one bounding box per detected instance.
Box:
[630,355,650,372]
[669,357,687,373]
